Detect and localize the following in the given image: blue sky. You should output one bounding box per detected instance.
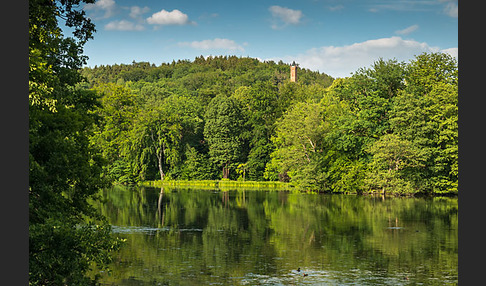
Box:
[78,0,458,78]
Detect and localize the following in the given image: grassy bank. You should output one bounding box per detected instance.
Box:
[141,179,292,191]
[135,180,456,196]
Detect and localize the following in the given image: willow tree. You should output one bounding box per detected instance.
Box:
[129,94,204,181]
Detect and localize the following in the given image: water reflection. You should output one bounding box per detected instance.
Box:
[92,186,458,285]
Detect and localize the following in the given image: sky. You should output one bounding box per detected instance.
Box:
[77,0,458,78]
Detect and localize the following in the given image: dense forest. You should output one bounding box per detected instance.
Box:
[29,0,457,284]
[80,52,457,196]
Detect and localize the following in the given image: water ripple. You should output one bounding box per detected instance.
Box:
[111,225,203,234]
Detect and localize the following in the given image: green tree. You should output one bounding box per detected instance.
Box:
[179,146,217,180]
[329,59,406,158]
[390,53,458,193]
[269,98,341,190]
[233,81,280,180]
[315,60,406,194]
[365,134,425,195]
[91,83,140,183]
[204,95,246,179]
[403,52,457,95]
[29,0,123,285]
[130,94,203,181]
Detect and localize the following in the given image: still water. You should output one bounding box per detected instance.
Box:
[92,186,458,285]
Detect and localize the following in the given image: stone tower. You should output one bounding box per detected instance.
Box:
[290,62,297,82]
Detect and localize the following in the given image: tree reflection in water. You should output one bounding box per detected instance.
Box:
[91,186,458,285]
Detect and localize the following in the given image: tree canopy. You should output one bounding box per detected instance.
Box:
[29,1,123,285]
[80,52,457,195]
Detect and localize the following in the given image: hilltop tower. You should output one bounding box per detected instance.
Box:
[290,61,297,82]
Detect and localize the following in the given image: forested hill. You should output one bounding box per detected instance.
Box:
[80,55,333,88]
[79,55,335,183]
[79,53,458,195]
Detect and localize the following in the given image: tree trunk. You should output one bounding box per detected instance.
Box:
[151,130,165,181]
[222,163,229,179]
[157,150,165,181]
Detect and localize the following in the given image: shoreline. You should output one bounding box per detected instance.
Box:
[135,180,458,196]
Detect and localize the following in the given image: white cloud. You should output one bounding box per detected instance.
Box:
[443,1,458,18]
[179,38,245,52]
[105,20,144,31]
[367,1,437,13]
[395,24,419,35]
[368,1,458,17]
[328,5,344,12]
[269,6,303,29]
[279,36,454,78]
[441,47,458,58]
[86,0,115,10]
[147,9,195,26]
[129,6,150,19]
[84,0,117,19]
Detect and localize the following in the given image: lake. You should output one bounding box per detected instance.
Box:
[91,186,458,285]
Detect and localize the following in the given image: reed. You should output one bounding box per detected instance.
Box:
[141,179,292,190]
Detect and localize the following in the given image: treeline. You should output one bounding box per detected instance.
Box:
[81,53,457,195]
[81,56,333,87]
